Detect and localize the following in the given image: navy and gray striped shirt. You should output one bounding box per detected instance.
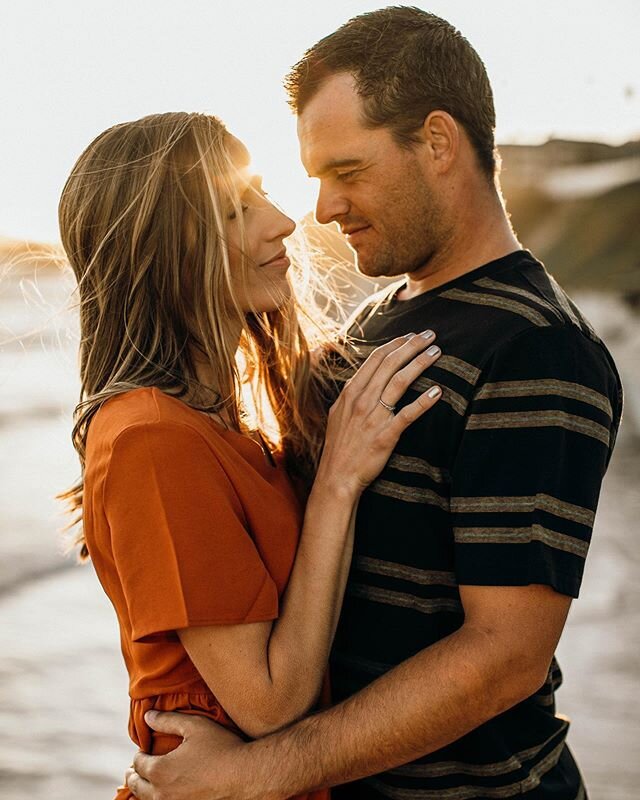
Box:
[331,250,622,799]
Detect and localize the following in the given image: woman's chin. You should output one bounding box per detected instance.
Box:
[246,284,292,314]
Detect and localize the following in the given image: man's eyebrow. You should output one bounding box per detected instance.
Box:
[310,158,363,178]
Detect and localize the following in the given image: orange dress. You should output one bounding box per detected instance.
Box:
[83,387,330,800]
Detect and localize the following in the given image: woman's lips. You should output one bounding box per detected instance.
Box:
[261,251,290,269]
[262,256,290,269]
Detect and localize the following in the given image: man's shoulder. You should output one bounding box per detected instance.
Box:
[347,253,600,344]
[343,255,617,388]
[447,253,599,342]
[466,256,620,383]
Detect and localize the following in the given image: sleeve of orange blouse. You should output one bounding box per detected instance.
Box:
[103,420,279,643]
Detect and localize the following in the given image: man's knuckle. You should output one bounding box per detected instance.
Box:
[150,759,166,784]
[127,773,144,797]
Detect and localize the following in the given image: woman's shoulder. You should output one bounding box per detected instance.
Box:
[88,387,212,455]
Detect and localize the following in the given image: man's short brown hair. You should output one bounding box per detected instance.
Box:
[285,6,497,178]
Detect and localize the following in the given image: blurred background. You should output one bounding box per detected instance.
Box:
[1,1,639,798]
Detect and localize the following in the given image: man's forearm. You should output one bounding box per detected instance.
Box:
[129,587,567,800]
[241,624,541,799]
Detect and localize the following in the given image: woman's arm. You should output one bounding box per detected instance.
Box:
[178,332,442,737]
[178,489,357,738]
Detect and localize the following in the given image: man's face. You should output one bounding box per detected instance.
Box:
[297,73,449,278]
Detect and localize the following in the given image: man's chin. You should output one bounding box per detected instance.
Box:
[355,254,404,279]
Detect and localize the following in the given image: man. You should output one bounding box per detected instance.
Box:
[126,8,622,798]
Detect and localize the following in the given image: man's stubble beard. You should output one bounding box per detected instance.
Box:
[355,169,449,280]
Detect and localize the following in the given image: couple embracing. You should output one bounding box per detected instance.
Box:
[60,8,622,800]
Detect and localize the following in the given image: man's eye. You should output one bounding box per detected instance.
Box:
[338,170,357,182]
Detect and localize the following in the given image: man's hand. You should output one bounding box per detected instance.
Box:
[126,710,258,800]
[125,585,571,800]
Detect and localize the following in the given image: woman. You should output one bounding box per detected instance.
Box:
[58,112,442,799]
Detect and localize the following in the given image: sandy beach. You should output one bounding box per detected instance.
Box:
[1,270,638,799]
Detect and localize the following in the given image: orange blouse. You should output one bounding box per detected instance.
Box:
[83,387,329,800]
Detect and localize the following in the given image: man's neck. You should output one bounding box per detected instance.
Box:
[397,196,521,301]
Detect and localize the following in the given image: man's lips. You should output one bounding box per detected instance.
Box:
[343,225,371,244]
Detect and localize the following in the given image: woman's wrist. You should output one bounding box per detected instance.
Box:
[311,466,363,505]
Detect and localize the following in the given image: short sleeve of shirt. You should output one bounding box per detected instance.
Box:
[103,421,279,642]
[450,324,622,597]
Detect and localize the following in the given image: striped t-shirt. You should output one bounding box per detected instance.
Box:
[331,250,622,799]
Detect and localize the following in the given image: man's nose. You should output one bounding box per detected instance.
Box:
[314,182,350,225]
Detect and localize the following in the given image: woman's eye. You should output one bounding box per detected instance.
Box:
[227,204,249,221]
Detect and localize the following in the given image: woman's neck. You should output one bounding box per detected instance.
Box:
[188,345,235,426]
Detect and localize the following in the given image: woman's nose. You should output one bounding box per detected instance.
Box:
[268,204,296,241]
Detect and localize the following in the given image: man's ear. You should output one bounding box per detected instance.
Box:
[421,110,460,175]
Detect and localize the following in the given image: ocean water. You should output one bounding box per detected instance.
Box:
[1,265,638,799]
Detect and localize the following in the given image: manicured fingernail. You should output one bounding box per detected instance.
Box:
[421,330,435,340]
[426,345,440,357]
[427,385,442,398]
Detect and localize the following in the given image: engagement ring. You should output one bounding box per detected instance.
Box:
[378,398,396,413]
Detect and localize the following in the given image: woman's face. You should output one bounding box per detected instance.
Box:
[225,136,296,313]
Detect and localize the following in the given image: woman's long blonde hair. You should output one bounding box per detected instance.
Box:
[59,112,345,559]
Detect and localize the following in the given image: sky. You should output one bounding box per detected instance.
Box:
[1,0,639,243]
